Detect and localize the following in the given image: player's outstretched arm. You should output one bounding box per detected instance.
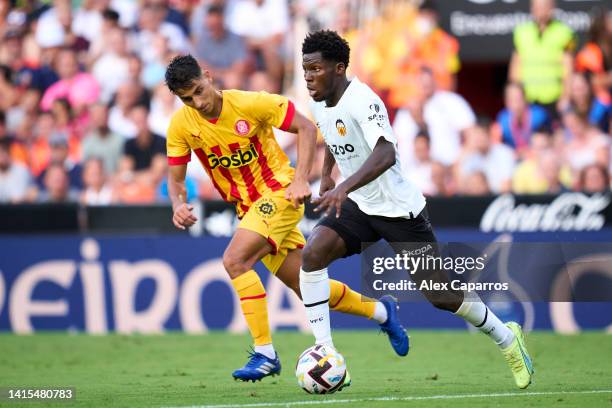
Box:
[284,111,317,208]
[168,164,198,230]
[313,137,395,218]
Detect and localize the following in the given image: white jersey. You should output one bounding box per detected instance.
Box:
[309,77,426,218]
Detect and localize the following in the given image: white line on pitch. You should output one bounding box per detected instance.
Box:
[162,389,612,408]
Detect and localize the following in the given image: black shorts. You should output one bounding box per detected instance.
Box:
[316,198,437,257]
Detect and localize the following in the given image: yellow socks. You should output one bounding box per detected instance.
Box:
[231,270,272,346]
[329,279,376,319]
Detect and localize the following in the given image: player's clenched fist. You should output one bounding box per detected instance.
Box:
[172,203,198,230]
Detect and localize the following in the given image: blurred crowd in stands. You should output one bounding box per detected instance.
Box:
[0,0,610,205]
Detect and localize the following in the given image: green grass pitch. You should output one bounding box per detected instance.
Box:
[0,331,611,407]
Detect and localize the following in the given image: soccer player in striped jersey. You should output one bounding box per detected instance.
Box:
[164,55,408,382]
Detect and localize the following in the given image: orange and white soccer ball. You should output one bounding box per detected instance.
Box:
[295,344,348,394]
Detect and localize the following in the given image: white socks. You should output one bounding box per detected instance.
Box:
[455,298,515,349]
[300,267,333,347]
[373,302,388,324]
[254,344,276,359]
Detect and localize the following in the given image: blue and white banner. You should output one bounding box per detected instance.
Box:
[0,230,611,334]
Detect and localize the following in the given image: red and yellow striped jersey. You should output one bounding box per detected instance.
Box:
[167,90,296,218]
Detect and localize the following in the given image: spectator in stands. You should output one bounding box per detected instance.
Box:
[141,33,171,90]
[125,54,153,103]
[194,4,248,89]
[155,0,190,36]
[512,130,572,194]
[3,88,40,144]
[40,47,100,114]
[82,103,124,174]
[0,0,10,39]
[461,171,491,196]
[558,72,610,133]
[35,0,75,49]
[88,8,121,60]
[123,104,166,171]
[153,154,198,202]
[91,27,130,103]
[50,98,73,133]
[510,0,575,118]
[0,29,23,76]
[37,131,82,190]
[0,113,28,168]
[132,0,190,65]
[1,28,59,94]
[575,6,611,104]
[431,161,453,197]
[148,84,180,137]
[112,156,156,203]
[0,64,16,112]
[494,82,550,155]
[81,157,115,205]
[457,123,515,194]
[403,130,438,196]
[578,163,610,193]
[387,0,460,108]
[561,109,610,175]
[535,149,568,194]
[72,0,107,46]
[50,97,85,142]
[108,81,145,138]
[0,138,32,203]
[28,111,59,177]
[37,162,79,203]
[393,67,476,166]
[226,0,290,91]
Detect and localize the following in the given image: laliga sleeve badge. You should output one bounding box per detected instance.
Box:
[234,119,251,136]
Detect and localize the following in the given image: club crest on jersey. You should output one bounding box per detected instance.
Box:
[255,198,277,218]
[234,119,251,136]
[207,144,259,169]
[335,119,347,137]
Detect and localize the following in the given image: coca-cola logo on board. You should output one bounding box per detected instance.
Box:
[480,193,610,232]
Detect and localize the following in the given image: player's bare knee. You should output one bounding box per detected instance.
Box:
[222,253,249,279]
[301,243,326,272]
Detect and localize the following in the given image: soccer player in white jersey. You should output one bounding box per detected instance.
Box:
[299,30,534,389]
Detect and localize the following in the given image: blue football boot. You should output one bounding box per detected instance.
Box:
[379,295,410,356]
[232,350,281,382]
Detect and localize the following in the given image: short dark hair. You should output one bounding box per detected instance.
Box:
[102,8,120,22]
[302,30,350,68]
[165,54,202,93]
[415,128,431,144]
[207,4,224,15]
